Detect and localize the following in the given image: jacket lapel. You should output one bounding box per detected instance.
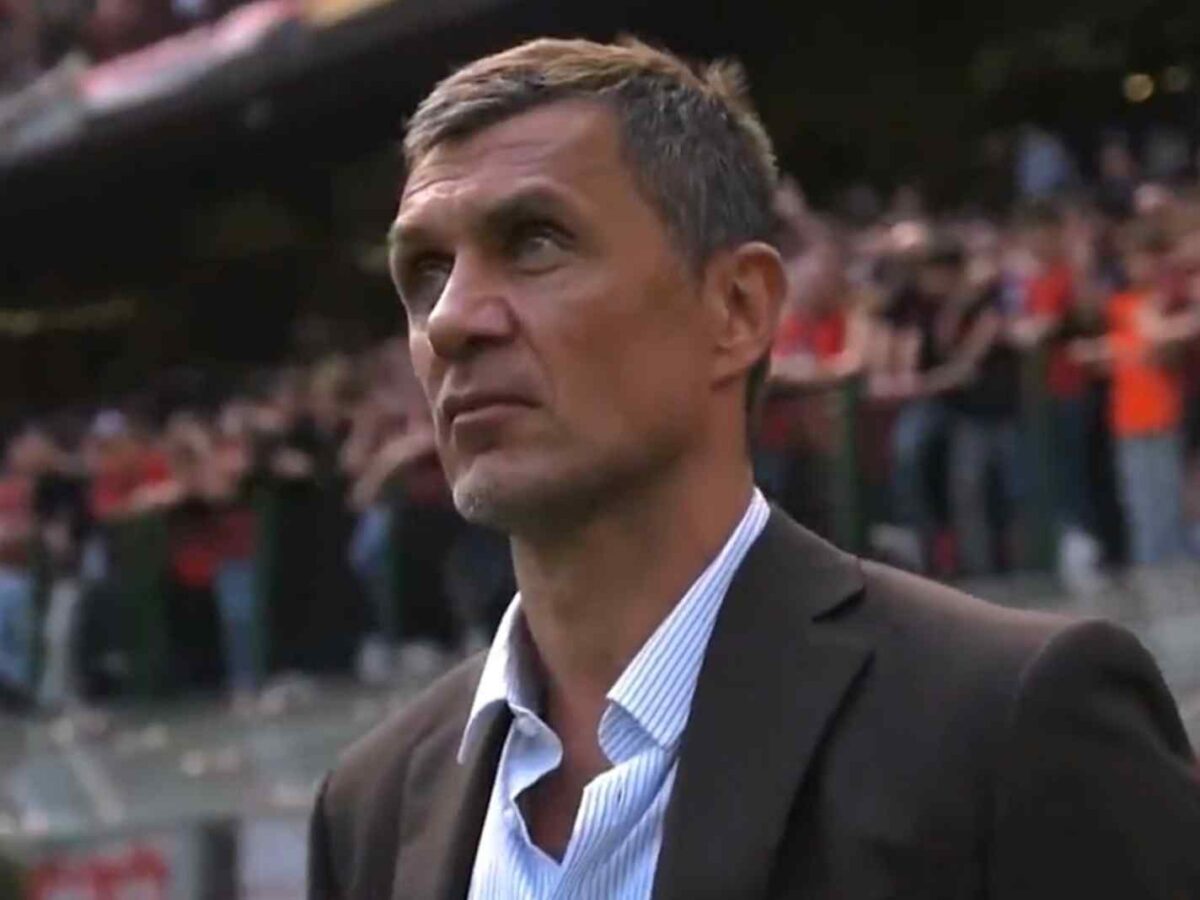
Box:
[391,704,511,900]
[653,511,873,900]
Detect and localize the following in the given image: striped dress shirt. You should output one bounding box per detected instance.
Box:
[460,489,770,900]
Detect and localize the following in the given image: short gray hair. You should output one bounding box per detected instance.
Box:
[403,37,779,272]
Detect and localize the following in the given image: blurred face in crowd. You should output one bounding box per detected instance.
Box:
[916,259,963,301]
[1022,223,1064,266]
[218,399,254,443]
[86,434,136,478]
[6,430,54,478]
[166,442,204,491]
[165,412,207,449]
[391,102,744,531]
[1099,142,1137,182]
[99,439,136,475]
[1124,246,1170,291]
[798,242,849,313]
[309,375,344,430]
[270,374,305,425]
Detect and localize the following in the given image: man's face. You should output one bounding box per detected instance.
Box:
[1023,225,1063,265]
[6,432,50,477]
[916,261,962,300]
[390,101,714,530]
[90,435,134,478]
[1124,248,1167,289]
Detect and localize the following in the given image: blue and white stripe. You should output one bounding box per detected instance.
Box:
[462,489,770,900]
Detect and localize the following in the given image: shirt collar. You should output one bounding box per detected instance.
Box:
[605,489,769,750]
[458,488,770,763]
[457,597,533,764]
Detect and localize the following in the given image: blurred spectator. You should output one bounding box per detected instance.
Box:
[255,359,366,675]
[1144,126,1190,186]
[84,409,173,524]
[159,412,226,691]
[1095,136,1139,220]
[342,345,413,676]
[1011,203,1106,578]
[210,395,261,693]
[1015,124,1077,200]
[9,422,89,706]
[870,236,967,572]
[944,228,1023,574]
[1075,222,1200,564]
[761,204,868,534]
[75,410,175,696]
[369,340,465,652]
[32,430,89,560]
[0,436,34,696]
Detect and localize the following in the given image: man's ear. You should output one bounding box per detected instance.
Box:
[704,241,786,388]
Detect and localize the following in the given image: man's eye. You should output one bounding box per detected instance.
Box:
[399,256,453,314]
[510,226,569,271]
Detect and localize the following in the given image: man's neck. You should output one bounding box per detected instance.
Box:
[511,457,755,740]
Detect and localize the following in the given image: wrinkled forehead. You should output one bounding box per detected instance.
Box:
[393,101,630,232]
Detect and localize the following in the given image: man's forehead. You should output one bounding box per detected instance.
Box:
[396,101,624,219]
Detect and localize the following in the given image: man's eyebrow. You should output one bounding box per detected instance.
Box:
[478,187,573,233]
[386,219,424,254]
[386,219,403,250]
[386,220,438,276]
[386,185,576,257]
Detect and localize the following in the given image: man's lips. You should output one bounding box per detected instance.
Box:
[440,391,537,425]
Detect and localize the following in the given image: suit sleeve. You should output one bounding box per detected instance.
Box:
[989,619,1200,899]
[307,773,342,900]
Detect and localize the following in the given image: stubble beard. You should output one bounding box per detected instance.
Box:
[450,461,609,538]
[449,433,687,542]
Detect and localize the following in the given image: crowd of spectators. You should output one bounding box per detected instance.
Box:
[762,159,1200,584]
[3,136,1200,712]
[0,337,513,711]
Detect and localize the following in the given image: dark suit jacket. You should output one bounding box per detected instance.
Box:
[308,511,1200,899]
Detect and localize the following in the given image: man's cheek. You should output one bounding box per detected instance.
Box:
[409,337,438,394]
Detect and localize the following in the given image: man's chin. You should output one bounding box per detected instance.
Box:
[451,477,542,532]
[449,463,587,535]
[447,448,642,535]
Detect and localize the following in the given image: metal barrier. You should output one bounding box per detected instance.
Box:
[830,376,867,553]
[1018,346,1058,571]
[802,357,1059,571]
[248,486,278,680]
[758,377,867,554]
[107,513,171,699]
[77,498,272,702]
[0,562,36,701]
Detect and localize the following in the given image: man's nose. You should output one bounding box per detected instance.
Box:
[426,254,514,360]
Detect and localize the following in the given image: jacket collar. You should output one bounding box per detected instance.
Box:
[392,507,870,900]
[651,509,871,900]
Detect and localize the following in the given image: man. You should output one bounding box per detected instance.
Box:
[759,213,868,538]
[309,38,1200,899]
[942,232,1022,576]
[1012,204,1104,576]
[870,238,966,574]
[1073,222,1200,565]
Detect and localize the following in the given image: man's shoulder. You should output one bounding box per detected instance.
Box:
[324,651,486,806]
[310,654,489,895]
[762,510,1078,667]
[846,556,1168,725]
[857,558,1076,660]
